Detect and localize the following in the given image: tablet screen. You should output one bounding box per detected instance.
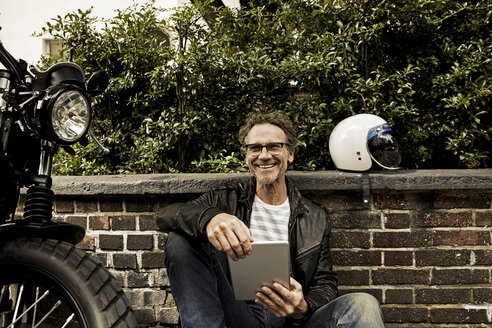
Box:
[227,241,290,300]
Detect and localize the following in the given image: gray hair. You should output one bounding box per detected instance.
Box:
[238,111,297,151]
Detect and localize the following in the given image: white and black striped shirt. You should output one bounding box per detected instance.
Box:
[249,195,290,241]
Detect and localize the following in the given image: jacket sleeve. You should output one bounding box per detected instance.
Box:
[155,189,229,239]
[303,211,338,316]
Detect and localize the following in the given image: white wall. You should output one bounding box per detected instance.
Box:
[0,0,238,66]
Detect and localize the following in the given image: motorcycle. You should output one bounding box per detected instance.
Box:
[0,33,137,327]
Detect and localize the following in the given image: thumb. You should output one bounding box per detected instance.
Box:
[290,277,302,290]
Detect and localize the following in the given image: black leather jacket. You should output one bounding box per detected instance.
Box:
[157,177,338,318]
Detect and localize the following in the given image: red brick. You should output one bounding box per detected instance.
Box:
[113,253,137,269]
[331,250,381,266]
[134,308,156,324]
[434,194,490,209]
[157,233,167,250]
[374,193,409,210]
[75,198,97,213]
[55,199,74,213]
[139,214,158,231]
[382,306,428,323]
[473,288,492,303]
[433,230,490,246]
[16,195,25,211]
[372,269,430,285]
[430,307,487,323]
[385,289,413,304]
[373,231,432,248]
[310,192,368,211]
[126,197,154,212]
[99,235,123,250]
[338,289,382,302]
[416,288,471,304]
[330,211,381,229]
[476,211,492,227]
[384,212,411,229]
[127,272,151,288]
[111,215,136,231]
[384,251,413,266]
[89,215,110,230]
[431,269,489,285]
[92,253,108,266]
[415,249,471,266]
[75,199,97,213]
[76,235,94,251]
[330,231,370,249]
[127,234,154,250]
[142,252,165,269]
[474,249,492,265]
[337,270,369,285]
[415,211,473,227]
[64,216,87,228]
[99,198,123,212]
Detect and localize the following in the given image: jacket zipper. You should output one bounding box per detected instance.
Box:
[295,243,322,263]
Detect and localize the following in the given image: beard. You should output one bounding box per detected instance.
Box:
[254,171,280,185]
[250,161,287,186]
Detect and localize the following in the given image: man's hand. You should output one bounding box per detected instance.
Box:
[206,213,254,261]
[255,277,308,319]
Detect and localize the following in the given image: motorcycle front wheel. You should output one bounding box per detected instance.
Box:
[0,238,137,328]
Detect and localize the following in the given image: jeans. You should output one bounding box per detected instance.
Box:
[165,232,385,328]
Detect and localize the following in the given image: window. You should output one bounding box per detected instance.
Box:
[43,39,64,58]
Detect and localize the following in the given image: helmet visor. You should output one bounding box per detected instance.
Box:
[367,124,401,169]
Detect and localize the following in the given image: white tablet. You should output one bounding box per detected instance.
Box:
[227,241,290,300]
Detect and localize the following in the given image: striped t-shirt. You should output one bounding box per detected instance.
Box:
[249,195,290,241]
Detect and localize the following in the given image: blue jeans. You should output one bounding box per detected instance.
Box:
[165,232,385,328]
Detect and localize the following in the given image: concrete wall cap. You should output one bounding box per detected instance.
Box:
[49,169,492,196]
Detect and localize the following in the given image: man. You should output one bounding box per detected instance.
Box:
[157,111,385,328]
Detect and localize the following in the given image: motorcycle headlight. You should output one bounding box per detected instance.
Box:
[51,89,90,142]
[31,85,91,144]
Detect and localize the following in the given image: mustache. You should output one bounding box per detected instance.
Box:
[252,159,279,164]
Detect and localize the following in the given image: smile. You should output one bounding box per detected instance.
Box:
[256,164,276,169]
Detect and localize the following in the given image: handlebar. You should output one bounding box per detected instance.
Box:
[0,41,24,84]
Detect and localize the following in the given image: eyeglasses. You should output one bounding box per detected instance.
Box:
[242,142,290,157]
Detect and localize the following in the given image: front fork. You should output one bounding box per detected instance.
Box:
[23,140,55,222]
[0,139,85,243]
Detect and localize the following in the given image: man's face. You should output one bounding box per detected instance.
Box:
[244,123,294,186]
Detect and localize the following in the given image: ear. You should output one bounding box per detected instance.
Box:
[288,149,295,163]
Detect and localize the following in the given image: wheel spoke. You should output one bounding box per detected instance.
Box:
[31,287,40,327]
[61,313,75,328]
[33,300,62,328]
[11,284,23,326]
[7,289,50,327]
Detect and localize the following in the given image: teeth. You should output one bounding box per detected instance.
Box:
[258,164,274,168]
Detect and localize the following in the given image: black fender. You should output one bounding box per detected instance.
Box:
[0,221,85,245]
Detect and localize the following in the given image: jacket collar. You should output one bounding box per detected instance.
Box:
[239,176,308,217]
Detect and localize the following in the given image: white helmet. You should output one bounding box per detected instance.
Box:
[329,113,401,171]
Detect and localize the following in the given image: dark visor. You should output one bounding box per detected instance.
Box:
[367,124,401,169]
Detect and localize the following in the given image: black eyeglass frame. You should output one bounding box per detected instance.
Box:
[242,142,291,156]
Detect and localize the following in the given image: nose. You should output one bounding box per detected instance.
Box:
[258,146,272,159]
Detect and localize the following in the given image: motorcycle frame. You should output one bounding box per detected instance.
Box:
[0,40,85,244]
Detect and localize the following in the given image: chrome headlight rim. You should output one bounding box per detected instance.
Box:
[36,85,92,144]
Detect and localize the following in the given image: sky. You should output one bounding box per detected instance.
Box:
[0,0,238,65]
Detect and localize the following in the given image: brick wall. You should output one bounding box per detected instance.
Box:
[20,170,492,327]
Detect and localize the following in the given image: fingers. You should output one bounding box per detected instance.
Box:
[255,286,292,318]
[255,278,308,319]
[272,280,292,300]
[206,213,254,261]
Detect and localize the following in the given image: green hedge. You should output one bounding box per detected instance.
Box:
[39,0,491,174]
